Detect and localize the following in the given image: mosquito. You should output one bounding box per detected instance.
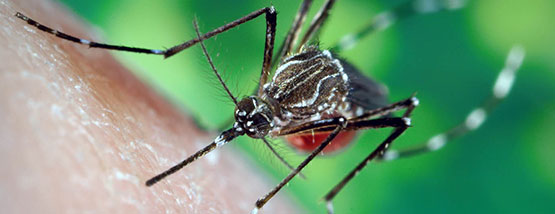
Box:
[15,0,525,213]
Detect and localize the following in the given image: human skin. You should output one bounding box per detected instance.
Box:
[0,0,298,213]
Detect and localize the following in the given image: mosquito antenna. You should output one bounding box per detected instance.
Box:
[193,19,238,105]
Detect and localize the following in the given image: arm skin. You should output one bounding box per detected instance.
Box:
[0,0,298,213]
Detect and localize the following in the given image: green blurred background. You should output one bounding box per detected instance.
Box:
[57,0,555,213]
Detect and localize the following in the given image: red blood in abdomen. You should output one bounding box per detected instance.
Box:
[286,131,356,153]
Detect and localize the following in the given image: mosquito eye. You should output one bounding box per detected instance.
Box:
[235,97,258,122]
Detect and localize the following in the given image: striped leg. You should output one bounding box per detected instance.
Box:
[14,12,165,55]
[380,45,525,161]
[331,0,467,52]
[15,7,276,59]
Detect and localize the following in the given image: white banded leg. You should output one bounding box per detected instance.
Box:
[381,45,525,161]
[15,7,277,59]
[332,0,467,52]
[14,12,165,54]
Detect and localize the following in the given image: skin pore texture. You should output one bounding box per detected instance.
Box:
[0,0,298,213]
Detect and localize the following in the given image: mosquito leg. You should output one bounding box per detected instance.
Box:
[380,45,525,161]
[322,96,417,213]
[256,113,414,213]
[165,7,276,58]
[15,7,276,59]
[279,117,410,136]
[252,117,347,214]
[323,125,410,214]
[331,0,467,52]
[273,96,416,136]
[14,12,165,55]
[273,0,314,67]
[257,7,277,95]
[145,128,241,186]
[296,0,337,52]
[262,138,306,179]
[352,96,418,121]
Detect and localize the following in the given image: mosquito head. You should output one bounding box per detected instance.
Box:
[234,96,275,138]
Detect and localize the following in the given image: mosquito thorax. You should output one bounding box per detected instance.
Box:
[234,96,275,138]
[264,47,350,122]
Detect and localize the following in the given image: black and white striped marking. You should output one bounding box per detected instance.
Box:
[381,45,525,161]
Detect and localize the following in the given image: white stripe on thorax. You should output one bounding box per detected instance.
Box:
[272,62,323,99]
[273,52,327,78]
[290,73,340,108]
[273,61,326,99]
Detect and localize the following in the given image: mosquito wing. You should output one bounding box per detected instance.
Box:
[339,59,389,111]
